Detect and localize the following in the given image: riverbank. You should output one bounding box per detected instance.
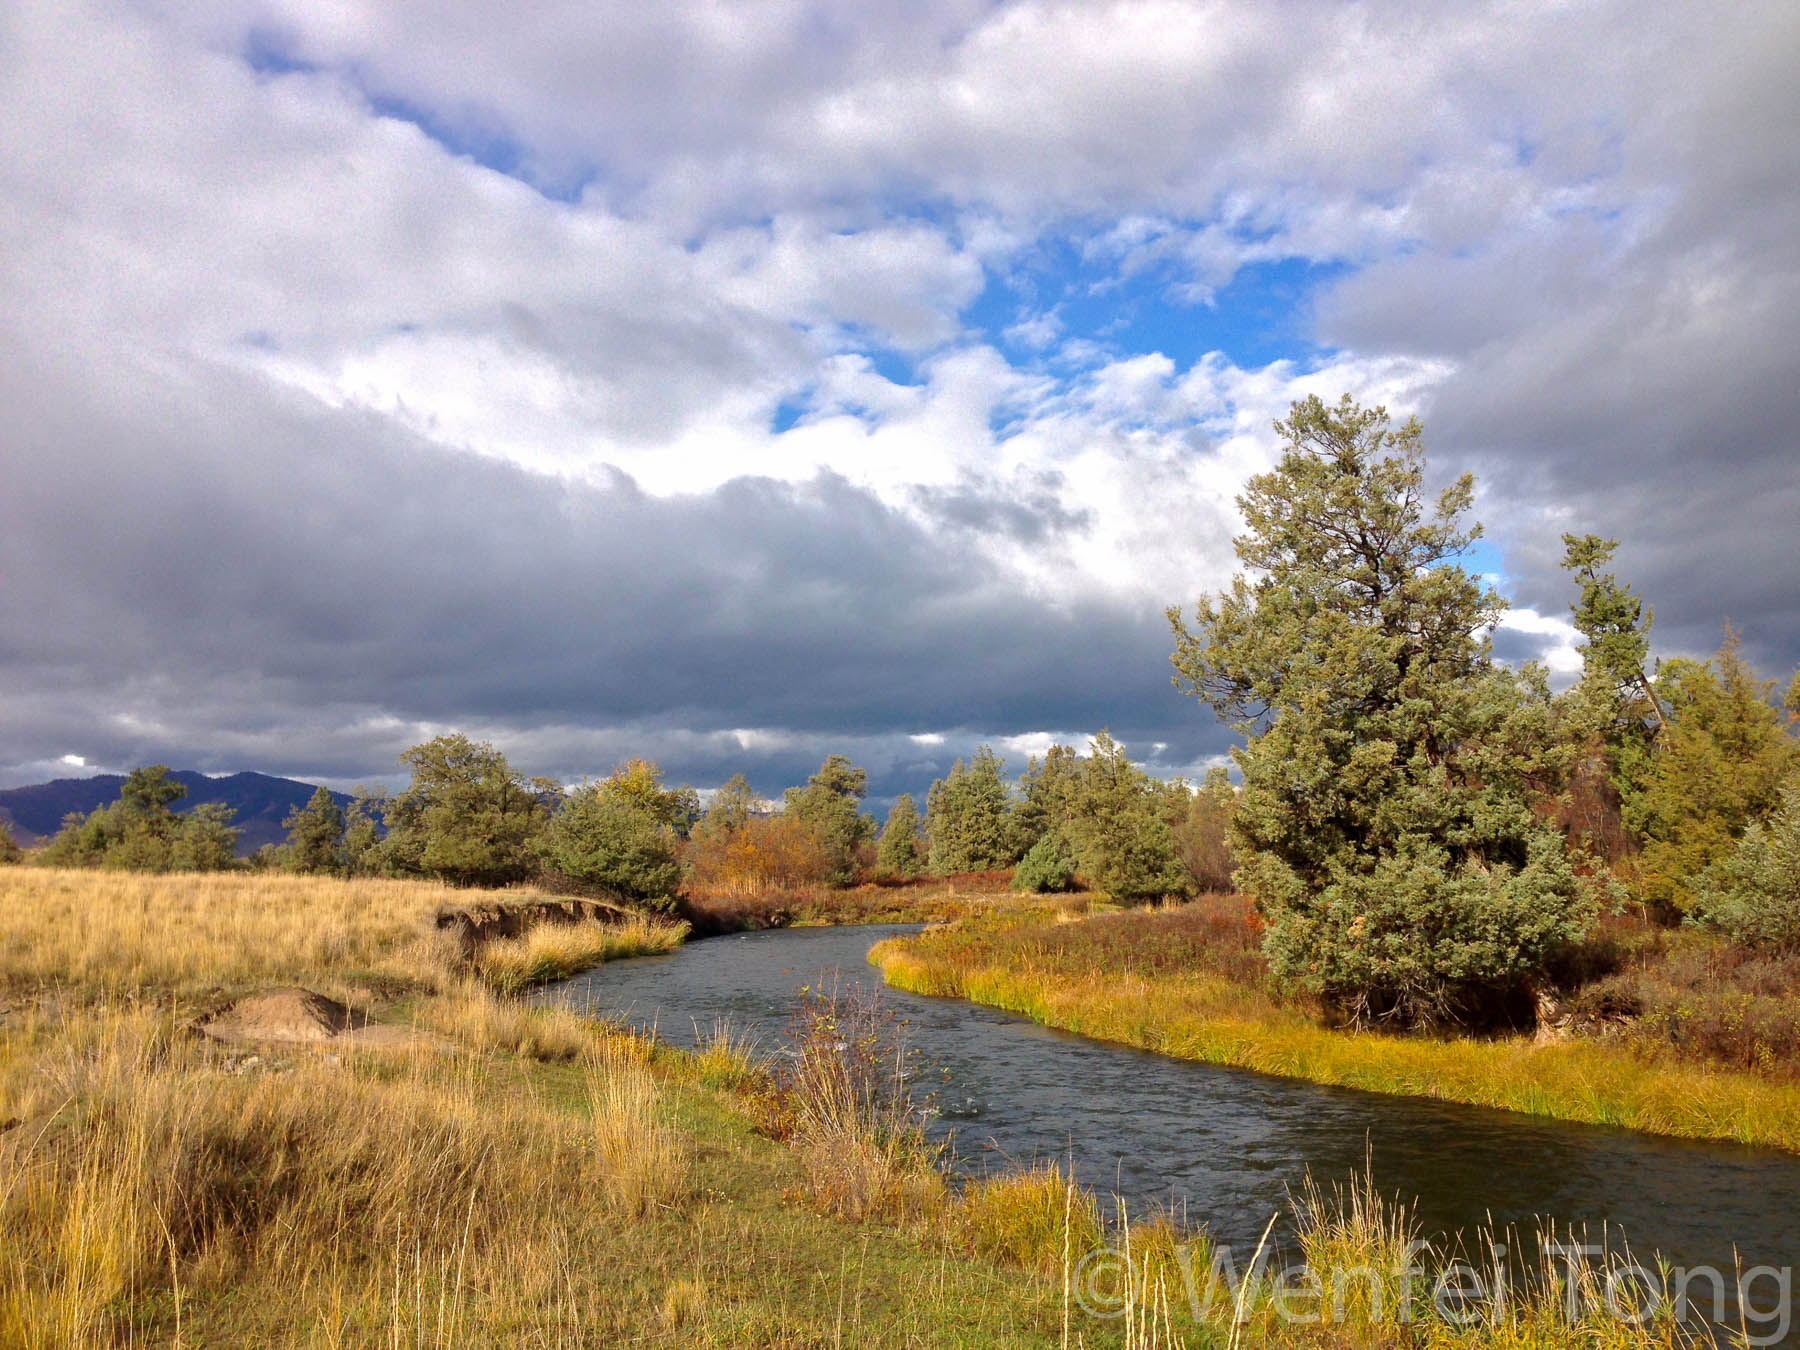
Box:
[0,867,1073,1346]
[870,900,1800,1154]
[0,867,1737,1345]
[677,870,1019,933]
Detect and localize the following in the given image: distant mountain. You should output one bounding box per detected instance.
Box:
[0,771,356,855]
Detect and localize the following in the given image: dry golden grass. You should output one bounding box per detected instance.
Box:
[587,1042,690,1218]
[0,866,683,1010]
[475,913,688,993]
[874,905,1800,1153]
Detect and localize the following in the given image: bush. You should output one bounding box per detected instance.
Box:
[0,820,22,864]
[1010,832,1076,893]
[683,813,834,895]
[539,785,682,905]
[1690,780,1800,952]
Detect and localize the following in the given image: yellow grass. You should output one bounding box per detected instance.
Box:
[0,866,682,1006]
[475,913,688,993]
[872,913,1800,1153]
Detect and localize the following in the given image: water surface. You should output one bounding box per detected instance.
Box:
[548,924,1800,1334]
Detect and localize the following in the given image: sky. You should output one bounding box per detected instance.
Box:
[1,0,1797,801]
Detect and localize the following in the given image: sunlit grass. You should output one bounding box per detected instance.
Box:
[474,913,688,993]
[872,904,1800,1152]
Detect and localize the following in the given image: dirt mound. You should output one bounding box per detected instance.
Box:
[199,988,389,1045]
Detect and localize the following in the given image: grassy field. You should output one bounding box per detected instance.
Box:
[0,868,1721,1346]
[870,898,1800,1153]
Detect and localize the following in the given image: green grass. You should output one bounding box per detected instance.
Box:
[870,901,1800,1153]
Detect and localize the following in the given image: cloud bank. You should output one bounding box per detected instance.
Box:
[2,0,1794,796]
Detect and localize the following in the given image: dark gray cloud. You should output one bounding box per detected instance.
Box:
[0,328,1224,796]
[2,0,1794,804]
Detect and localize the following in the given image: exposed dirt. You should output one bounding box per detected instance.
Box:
[197,987,417,1047]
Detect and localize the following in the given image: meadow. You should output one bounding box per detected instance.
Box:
[870,897,1800,1153]
[0,867,1729,1346]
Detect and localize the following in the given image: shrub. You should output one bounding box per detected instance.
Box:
[0,820,22,864]
[1689,780,1800,952]
[683,813,834,895]
[773,983,942,1221]
[1010,831,1077,893]
[539,785,682,904]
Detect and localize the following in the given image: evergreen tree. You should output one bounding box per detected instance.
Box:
[1007,744,1079,858]
[38,765,240,873]
[783,755,875,886]
[383,734,547,887]
[283,785,345,875]
[539,782,682,904]
[696,773,759,841]
[1060,732,1186,901]
[1170,394,1592,1026]
[1690,777,1800,952]
[874,794,925,878]
[1011,830,1077,893]
[925,747,1012,875]
[1630,630,1797,913]
[0,819,22,864]
[341,790,386,876]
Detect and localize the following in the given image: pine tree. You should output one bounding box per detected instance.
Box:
[1170,394,1592,1026]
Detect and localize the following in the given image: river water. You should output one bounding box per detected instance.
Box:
[545,923,1799,1338]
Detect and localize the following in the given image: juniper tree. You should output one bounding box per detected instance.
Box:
[1007,744,1079,858]
[1062,733,1186,901]
[784,755,876,886]
[925,747,1012,875]
[1169,394,1591,1027]
[874,793,925,878]
[283,785,345,875]
[1630,630,1797,913]
[539,781,682,905]
[383,734,547,887]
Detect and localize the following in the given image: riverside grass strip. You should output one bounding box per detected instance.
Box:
[869,910,1800,1154]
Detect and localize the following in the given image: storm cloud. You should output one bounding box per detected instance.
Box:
[1,0,1794,799]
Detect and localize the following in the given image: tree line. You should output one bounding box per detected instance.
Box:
[6,393,1794,1037]
[7,731,1238,908]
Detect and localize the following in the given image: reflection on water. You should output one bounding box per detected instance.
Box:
[546,924,1800,1332]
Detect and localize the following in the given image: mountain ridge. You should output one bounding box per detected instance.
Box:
[0,771,357,855]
